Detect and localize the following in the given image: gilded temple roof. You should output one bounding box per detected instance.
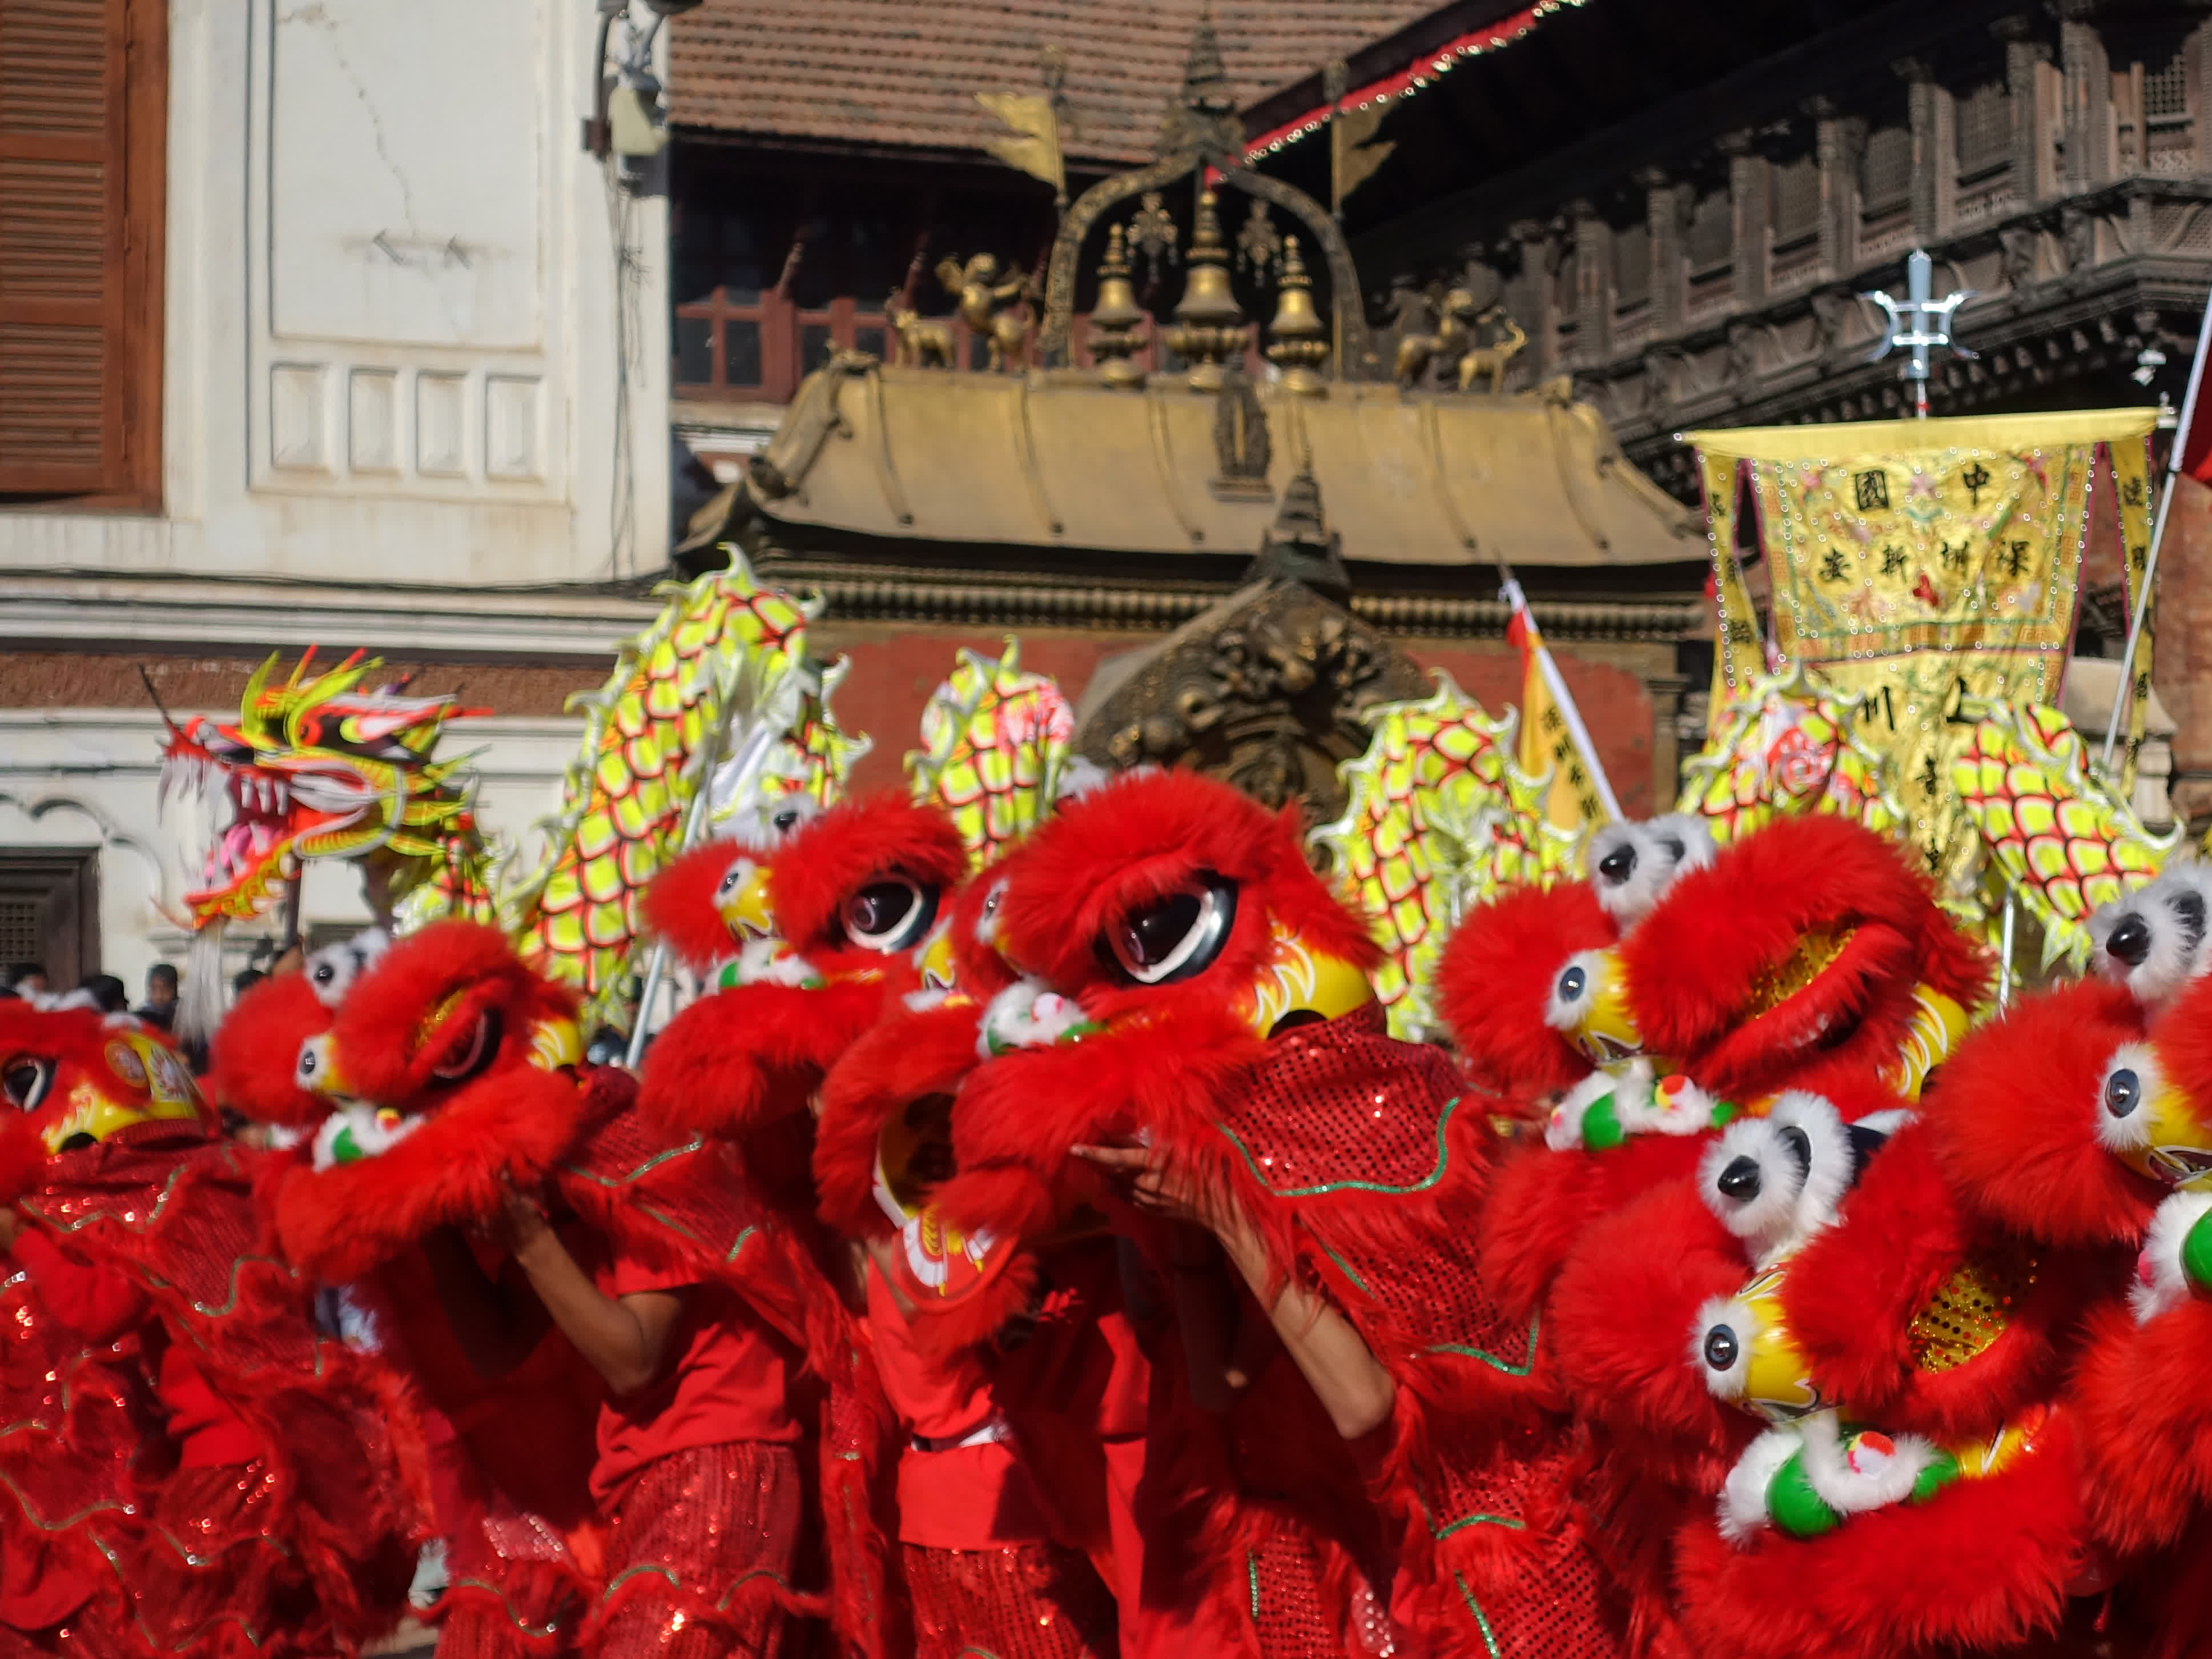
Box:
[746,361,1703,570]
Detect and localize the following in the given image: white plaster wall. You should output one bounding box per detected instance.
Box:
[0,0,671,588]
[0,710,580,1005]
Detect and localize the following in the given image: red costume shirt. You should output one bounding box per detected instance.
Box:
[868,1264,1057,1550]
[584,1242,803,1505]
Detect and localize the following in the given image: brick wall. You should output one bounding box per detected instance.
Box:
[811,622,1674,820]
[0,651,608,718]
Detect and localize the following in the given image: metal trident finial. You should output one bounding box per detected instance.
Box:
[1863,248,1974,418]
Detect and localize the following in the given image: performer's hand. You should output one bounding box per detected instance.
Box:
[1071,1142,1220,1230]
[484,1179,553,1261]
[0,1206,18,1253]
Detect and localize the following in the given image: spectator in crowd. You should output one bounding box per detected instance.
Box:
[232,967,267,999]
[136,962,180,1029]
[79,974,130,1013]
[5,962,46,997]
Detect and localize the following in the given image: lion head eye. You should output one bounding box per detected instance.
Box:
[2105,1066,2143,1118]
[1104,878,1237,986]
[1555,963,1587,1004]
[1,1056,53,1114]
[841,876,939,954]
[427,1009,502,1085]
[1701,1323,1739,1371]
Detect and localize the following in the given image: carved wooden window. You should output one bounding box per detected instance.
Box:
[671,167,1053,404]
[1859,126,1913,213]
[1955,82,2010,178]
[0,850,100,991]
[1686,189,1732,271]
[2135,47,2194,175]
[0,0,165,505]
[1770,155,1820,243]
[671,200,907,402]
[1612,221,1650,308]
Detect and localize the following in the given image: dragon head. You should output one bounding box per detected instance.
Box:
[0,1002,208,1187]
[160,648,481,929]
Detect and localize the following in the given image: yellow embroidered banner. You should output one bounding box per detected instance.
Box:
[2108,436,2156,790]
[1688,409,2160,912]
[1699,448,1766,738]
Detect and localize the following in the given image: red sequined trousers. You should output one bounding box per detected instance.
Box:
[436,1498,588,1659]
[903,1542,1117,1659]
[587,1441,804,1659]
[1241,1529,1398,1659]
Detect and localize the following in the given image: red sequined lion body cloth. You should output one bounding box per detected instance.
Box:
[814,855,1137,1659]
[251,920,823,1658]
[630,793,984,1657]
[0,998,424,1657]
[910,768,1628,1658]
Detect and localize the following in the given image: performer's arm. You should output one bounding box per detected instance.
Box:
[421,1224,549,1380]
[494,1191,689,1398]
[1163,1228,1253,1411]
[1208,1198,1396,1440]
[1074,1143,1396,1440]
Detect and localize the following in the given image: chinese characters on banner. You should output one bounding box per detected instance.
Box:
[2108,435,2157,786]
[1698,449,1769,725]
[1689,409,2158,914]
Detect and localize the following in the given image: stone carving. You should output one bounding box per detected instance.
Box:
[1076,474,1427,822]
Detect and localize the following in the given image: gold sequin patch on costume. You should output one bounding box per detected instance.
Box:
[1909,1250,2038,1373]
[414,986,470,1050]
[1743,926,1857,1018]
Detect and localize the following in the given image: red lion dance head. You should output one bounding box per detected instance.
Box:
[268,920,601,1283]
[635,792,968,1204]
[0,1001,210,1199]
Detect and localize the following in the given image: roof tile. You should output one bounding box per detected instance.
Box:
[670,1,1438,163]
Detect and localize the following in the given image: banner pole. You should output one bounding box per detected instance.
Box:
[1998,895,2016,1011]
[2101,283,2212,772]
[1499,569,1622,822]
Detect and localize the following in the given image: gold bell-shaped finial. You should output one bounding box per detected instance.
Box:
[1087,223,1148,389]
[1164,188,1246,391]
[1265,235,1328,396]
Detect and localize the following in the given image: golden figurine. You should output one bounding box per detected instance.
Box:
[1458,307,1527,395]
[886,290,955,369]
[936,253,1037,372]
[1393,287,1479,388]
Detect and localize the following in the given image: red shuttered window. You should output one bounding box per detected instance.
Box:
[0,0,163,505]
